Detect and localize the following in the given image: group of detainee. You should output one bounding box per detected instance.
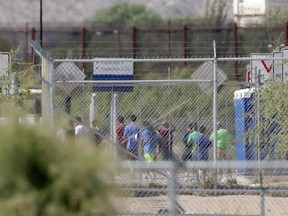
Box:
[115,114,233,164]
[116,114,176,161]
[69,114,233,167]
[62,114,233,181]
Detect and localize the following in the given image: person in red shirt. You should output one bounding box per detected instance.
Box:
[115,115,127,160]
[158,122,175,160]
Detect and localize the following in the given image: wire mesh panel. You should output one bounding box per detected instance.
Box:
[52,58,287,216]
[28,40,288,216]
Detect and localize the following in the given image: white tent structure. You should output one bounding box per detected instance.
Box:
[233,0,288,27]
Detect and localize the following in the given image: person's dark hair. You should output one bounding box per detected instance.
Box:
[199,125,206,133]
[163,121,170,129]
[143,121,150,128]
[188,122,197,130]
[117,115,124,123]
[75,116,82,123]
[143,121,154,131]
[217,122,222,129]
[130,114,137,122]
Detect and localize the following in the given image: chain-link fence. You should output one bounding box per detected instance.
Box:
[111,160,288,216]
[31,40,288,216]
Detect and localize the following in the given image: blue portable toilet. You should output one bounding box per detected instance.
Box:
[234,88,257,173]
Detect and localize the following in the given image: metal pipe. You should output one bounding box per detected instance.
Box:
[213,40,218,195]
[182,24,187,66]
[285,21,288,46]
[56,79,213,84]
[81,27,86,70]
[40,0,43,47]
[132,26,137,58]
[54,56,285,63]
[233,22,239,81]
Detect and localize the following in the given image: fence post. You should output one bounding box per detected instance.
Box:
[31,27,36,62]
[233,23,239,81]
[132,26,137,58]
[25,23,29,61]
[260,188,265,216]
[81,27,86,70]
[29,40,55,127]
[110,93,120,144]
[168,162,177,215]
[168,19,171,57]
[182,24,187,66]
[285,21,288,46]
[213,40,218,195]
[259,168,265,216]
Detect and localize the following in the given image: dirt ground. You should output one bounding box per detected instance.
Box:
[111,168,288,215]
[111,173,288,215]
[115,194,288,215]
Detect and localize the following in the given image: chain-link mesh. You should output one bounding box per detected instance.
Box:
[30,43,288,215]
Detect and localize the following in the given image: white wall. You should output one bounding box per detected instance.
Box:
[233,0,288,26]
[233,0,266,26]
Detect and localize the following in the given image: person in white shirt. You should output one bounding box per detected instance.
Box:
[74,116,88,142]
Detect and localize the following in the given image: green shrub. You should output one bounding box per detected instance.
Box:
[0,113,117,216]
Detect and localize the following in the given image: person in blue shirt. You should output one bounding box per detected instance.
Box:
[139,121,162,179]
[124,114,140,160]
[196,125,212,161]
[195,125,212,181]
[140,121,162,163]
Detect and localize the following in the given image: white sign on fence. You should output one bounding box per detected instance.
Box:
[250,53,273,83]
[93,58,134,92]
[282,49,288,84]
[272,51,283,81]
[93,58,134,75]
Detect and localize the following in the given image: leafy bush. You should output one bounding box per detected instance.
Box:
[90,2,163,28]
[0,111,117,216]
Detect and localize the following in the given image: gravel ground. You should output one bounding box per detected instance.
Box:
[115,194,288,215]
[110,171,288,215]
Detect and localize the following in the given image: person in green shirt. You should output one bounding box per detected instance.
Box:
[210,122,234,181]
[187,123,201,159]
[210,122,233,160]
[186,123,201,183]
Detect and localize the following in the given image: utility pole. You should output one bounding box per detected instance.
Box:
[40,0,43,47]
